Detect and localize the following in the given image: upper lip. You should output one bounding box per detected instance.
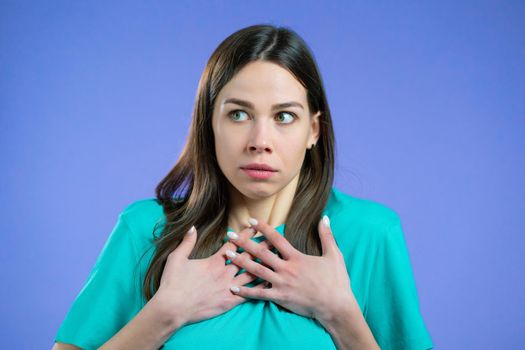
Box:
[241,163,277,172]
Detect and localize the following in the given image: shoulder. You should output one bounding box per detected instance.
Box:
[118,198,166,241]
[325,187,402,244]
[120,198,164,221]
[327,186,401,228]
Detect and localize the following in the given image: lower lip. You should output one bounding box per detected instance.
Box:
[241,168,277,179]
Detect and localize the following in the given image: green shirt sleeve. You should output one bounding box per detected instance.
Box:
[365,215,434,350]
[54,211,142,349]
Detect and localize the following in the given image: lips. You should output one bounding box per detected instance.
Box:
[240,163,277,172]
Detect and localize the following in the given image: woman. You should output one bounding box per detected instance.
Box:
[53,24,433,350]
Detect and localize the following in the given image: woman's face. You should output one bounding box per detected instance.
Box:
[212,60,320,200]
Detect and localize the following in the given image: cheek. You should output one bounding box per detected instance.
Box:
[215,137,241,167]
[277,136,307,166]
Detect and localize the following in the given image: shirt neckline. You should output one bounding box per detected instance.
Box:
[224,223,286,243]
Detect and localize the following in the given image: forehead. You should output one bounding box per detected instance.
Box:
[215,61,307,107]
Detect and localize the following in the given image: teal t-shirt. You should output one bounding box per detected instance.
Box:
[55,187,433,350]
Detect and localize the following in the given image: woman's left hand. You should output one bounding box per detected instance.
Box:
[225,215,356,323]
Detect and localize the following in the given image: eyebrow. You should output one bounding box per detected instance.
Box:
[223,98,304,111]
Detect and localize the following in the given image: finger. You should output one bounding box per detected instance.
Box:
[318,215,339,257]
[230,282,274,301]
[225,240,274,276]
[232,239,274,263]
[231,271,272,288]
[248,218,296,260]
[172,226,197,259]
[252,279,271,289]
[215,225,257,262]
[229,292,251,305]
[221,226,274,262]
[225,229,284,271]
[226,250,279,284]
[229,280,268,305]
[231,270,260,286]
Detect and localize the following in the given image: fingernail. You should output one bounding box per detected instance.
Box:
[225,250,237,259]
[322,215,330,228]
[187,226,196,235]
[230,286,240,293]
[227,231,239,240]
[248,217,258,226]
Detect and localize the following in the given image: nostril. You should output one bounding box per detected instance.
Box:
[250,146,271,152]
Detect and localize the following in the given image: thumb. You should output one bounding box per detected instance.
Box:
[318,215,338,257]
[175,226,197,259]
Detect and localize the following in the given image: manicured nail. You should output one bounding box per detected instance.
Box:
[322,215,330,228]
[248,217,258,226]
[227,231,239,240]
[187,226,196,235]
[230,286,240,293]
[225,250,237,259]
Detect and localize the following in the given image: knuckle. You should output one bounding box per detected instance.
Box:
[254,245,267,257]
[225,264,237,275]
[281,264,294,277]
[277,290,289,302]
[236,236,247,246]
[241,251,254,260]
[253,263,266,277]
[235,254,248,266]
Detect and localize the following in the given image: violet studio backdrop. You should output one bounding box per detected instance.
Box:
[1,1,524,349]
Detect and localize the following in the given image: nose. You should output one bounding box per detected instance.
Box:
[247,118,273,154]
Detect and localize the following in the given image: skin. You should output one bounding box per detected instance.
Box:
[211,60,321,235]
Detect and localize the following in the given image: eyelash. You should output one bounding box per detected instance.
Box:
[228,109,298,124]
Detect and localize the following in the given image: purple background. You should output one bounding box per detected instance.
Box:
[1,1,524,349]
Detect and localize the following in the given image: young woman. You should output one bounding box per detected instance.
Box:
[53,24,433,350]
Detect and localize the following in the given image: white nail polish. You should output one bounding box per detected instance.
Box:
[227,231,239,240]
[322,215,330,228]
[230,286,240,293]
[225,250,237,259]
[248,217,258,226]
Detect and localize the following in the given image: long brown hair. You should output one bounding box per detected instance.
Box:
[142,24,336,302]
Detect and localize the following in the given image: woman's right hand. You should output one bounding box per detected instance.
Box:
[154,225,272,328]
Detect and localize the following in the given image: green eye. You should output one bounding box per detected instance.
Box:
[276,111,296,124]
[229,110,249,121]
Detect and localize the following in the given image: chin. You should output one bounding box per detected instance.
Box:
[235,182,278,200]
[245,187,275,200]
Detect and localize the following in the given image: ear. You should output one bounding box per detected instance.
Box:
[308,110,321,147]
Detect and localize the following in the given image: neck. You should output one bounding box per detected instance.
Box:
[227,174,300,233]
